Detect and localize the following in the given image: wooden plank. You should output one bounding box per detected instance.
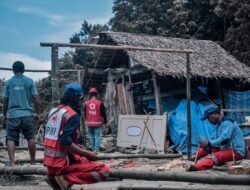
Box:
[40,42,193,53]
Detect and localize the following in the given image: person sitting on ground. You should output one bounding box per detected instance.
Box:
[187,105,245,171]
[43,83,110,190]
[2,61,41,166]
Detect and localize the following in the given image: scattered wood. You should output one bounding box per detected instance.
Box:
[228,165,250,175]
[103,147,118,153]
[157,159,192,171]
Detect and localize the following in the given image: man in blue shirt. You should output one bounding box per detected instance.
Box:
[2,61,41,166]
[187,105,245,171]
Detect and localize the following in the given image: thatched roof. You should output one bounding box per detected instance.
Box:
[97,32,250,79]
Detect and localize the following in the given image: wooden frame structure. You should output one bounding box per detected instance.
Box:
[40,42,194,159]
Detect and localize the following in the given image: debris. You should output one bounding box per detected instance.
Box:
[228,165,250,175]
[156,159,193,171]
[101,136,116,150]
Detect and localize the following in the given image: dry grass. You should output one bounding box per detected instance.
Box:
[100,32,250,79]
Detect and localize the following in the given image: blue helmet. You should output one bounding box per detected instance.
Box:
[63,83,83,98]
[201,105,219,120]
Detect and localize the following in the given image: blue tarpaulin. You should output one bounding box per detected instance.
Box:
[168,100,216,154]
[224,90,250,123]
[143,89,250,154]
[224,90,250,136]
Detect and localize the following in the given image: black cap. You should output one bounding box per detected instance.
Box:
[12,61,25,73]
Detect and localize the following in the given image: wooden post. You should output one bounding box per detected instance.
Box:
[77,70,86,146]
[128,59,135,114]
[107,72,118,132]
[186,53,192,160]
[121,74,129,114]
[51,45,59,106]
[152,71,162,115]
[215,80,225,112]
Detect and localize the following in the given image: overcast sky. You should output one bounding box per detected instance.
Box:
[0,0,113,80]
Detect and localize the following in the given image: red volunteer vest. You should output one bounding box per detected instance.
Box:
[43,105,78,168]
[85,98,104,127]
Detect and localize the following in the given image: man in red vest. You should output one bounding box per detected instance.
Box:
[85,88,107,152]
[43,83,110,190]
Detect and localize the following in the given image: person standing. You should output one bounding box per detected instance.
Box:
[187,105,245,171]
[85,88,107,152]
[2,61,41,166]
[43,83,110,190]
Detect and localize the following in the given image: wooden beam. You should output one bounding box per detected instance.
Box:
[111,169,250,185]
[0,146,44,150]
[51,45,59,105]
[0,67,50,72]
[128,57,135,114]
[152,71,163,115]
[1,166,250,185]
[98,153,182,160]
[0,67,105,75]
[40,42,193,54]
[186,53,192,160]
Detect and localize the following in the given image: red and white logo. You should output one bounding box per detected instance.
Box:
[89,103,96,115]
[89,103,96,110]
[51,115,58,125]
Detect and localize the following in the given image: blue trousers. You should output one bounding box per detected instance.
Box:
[88,127,102,152]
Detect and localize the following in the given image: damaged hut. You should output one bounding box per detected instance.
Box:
[83,32,250,154]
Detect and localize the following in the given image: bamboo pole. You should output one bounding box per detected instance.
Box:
[97,154,182,160]
[0,166,47,175]
[0,167,250,185]
[0,67,50,72]
[51,45,59,106]
[118,187,226,190]
[40,42,193,54]
[186,53,192,160]
[110,169,250,185]
[10,153,182,164]
[15,158,44,164]
[0,146,44,151]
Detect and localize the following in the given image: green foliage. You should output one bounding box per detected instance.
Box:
[110,0,250,66]
[216,1,250,65]
[70,20,109,67]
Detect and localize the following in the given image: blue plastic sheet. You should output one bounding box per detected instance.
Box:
[224,90,250,135]
[168,100,216,154]
[224,90,250,123]
[143,89,250,154]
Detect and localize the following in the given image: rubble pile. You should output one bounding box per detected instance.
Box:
[157,159,193,171]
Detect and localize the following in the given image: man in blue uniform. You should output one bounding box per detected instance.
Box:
[187,105,245,171]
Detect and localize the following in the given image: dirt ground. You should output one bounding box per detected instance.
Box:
[0,175,249,190]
